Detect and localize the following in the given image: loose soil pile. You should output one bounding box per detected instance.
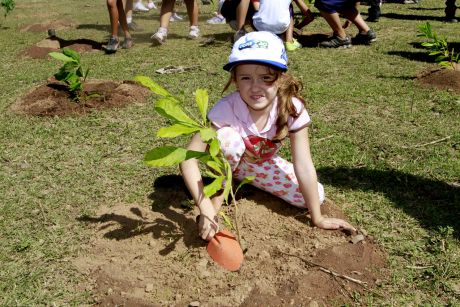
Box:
[21,37,103,59]
[75,177,388,306]
[19,19,77,33]
[11,80,150,117]
[417,66,460,93]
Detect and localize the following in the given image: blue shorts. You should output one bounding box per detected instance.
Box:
[314,0,359,14]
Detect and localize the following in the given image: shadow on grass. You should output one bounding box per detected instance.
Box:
[76,24,109,31]
[387,50,434,63]
[317,166,460,238]
[380,12,446,22]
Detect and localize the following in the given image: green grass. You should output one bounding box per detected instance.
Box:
[0,0,459,305]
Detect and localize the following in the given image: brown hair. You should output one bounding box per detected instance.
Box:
[222,65,305,141]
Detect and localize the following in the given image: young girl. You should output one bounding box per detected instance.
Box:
[180,31,355,241]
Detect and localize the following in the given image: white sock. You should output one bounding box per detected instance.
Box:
[127,17,132,23]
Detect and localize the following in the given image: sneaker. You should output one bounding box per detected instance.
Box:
[122,37,134,49]
[134,1,149,11]
[151,28,167,44]
[285,38,302,51]
[445,17,458,23]
[189,25,200,39]
[319,35,351,48]
[170,12,183,22]
[352,29,377,45]
[147,1,157,9]
[105,36,119,54]
[403,0,418,3]
[233,29,247,43]
[207,15,226,24]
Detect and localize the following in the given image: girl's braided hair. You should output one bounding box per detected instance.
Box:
[223,66,305,142]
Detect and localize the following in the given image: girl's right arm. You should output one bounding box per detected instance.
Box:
[180,133,220,241]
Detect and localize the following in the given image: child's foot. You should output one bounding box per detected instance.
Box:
[147,1,157,9]
[285,38,302,51]
[151,28,167,44]
[105,36,119,54]
[207,14,226,24]
[170,12,183,22]
[122,37,134,49]
[352,29,377,45]
[134,1,149,12]
[319,35,351,48]
[233,29,246,43]
[189,25,200,39]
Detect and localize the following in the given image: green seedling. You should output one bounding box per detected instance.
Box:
[1,0,15,18]
[418,22,459,70]
[48,48,90,102]
[135,75,254,244]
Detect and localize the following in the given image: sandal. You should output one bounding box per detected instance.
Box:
[122,37,134,49]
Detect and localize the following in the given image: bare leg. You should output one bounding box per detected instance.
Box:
[117,0,132,38]
[320,11,346,38]
[107,0,120,37]
[236,0,250,31]
[159,0,175,28]
[341,7,370,33]
[184,0,199,27]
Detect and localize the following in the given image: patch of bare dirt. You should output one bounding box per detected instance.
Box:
[74,176,389,306]
[19,19,77,32]
[10,80,151,117]
[417,66,460,93]
[20,37,103,59]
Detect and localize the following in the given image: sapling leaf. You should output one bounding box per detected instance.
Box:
[144,146,209,166]
[223,160,233,204]
[195,88,208,124]
[206,160,223,175]
[199,128,217,142]
[208,138,220,157]
[157,124,200,138]
[155,98,198,126]
[62,47,80,62]
[204,170,220,179]
[203,175,225,198]
[49,52,76,63]
[235,176,255,195]
[134,75,171,97]
[76,66,84,78]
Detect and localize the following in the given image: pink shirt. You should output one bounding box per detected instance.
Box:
[208,92,311,163]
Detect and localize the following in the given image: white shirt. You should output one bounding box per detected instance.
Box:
[252,0,292,34]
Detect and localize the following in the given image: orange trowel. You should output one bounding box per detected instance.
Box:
[207,229,244,272]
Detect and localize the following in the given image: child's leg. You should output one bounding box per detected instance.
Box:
[107,0,120,37]
[159,0,175,28]
[319,10,347,38]
[117,0,132,38]
[184,0,199,27]
[341,6,370,33]
[216,127,246,172]
[216,127,324,208]
[125,0,134,23]
[236,156,325,208]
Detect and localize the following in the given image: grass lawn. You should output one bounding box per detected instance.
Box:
[0,0,459,305]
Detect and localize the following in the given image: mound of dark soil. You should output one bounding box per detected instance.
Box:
[19,19,77,32]
[11,80,151,117]
[21,37,103,59]
[417,66,460,93]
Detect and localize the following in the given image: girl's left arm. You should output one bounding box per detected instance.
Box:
[289,127,356,232]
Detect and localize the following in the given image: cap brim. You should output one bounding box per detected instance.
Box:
[223,60,288,72]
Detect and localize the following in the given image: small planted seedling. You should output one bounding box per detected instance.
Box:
[135,75,254,245]
[1,0,15,18]
[418,22,459,70]
[48,48,90,101]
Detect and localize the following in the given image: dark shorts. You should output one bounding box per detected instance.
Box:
[314,0,359,14]
[221,0,257,22]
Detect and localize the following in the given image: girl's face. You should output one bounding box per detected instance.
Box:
[234,64,279,113]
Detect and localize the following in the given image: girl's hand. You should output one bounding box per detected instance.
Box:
[315,217,356,232]
[197,208,219,241]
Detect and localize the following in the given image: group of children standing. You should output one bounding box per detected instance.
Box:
[105,0,380,53]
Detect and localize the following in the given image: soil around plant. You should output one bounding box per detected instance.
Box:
[416,66,460,93]
[74,176,389,306]
[10,79,151,117]
[21,37,103,59]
